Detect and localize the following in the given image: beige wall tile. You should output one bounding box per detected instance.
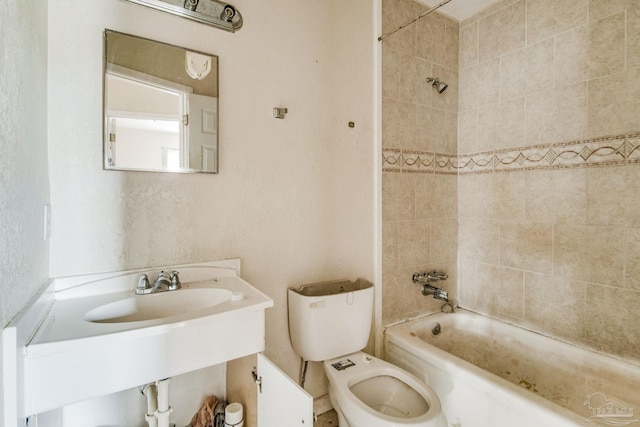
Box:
[553,82,589,141]
[443,111,458,154]
[495,172,525,220]
[458,65,479,112]
[415,106,443,152]
[382,48,401,100]
[382,222,398,272]
[457,260,477,307]
[624,227,640,291]
[500,221,553,274]
[458,109,478,153]
[555,13,625,85]
[524,273,585,340]
[444,175,458,218]
[477,99,526,152]
[400,56,436,106]
[526,82,588,145]
[587,166,640,227]
[588,13,626,78]
[496,97,526,149]
[476,263,525,319]
[500,47,527,101]
[474,171,525,221]
[398,220,431,268]
[459,21,479,70]
[629,4,640,70]
[414,174,446,219]
[431,64,459,112]
[527,0,588,44]
[430,218,458,263]
[500,0,526,56]
[554,26,590,87]
[458,218,500,264]
[585,284,640,358]
[525,169,588,224]
[457,174,478,217]
[478,8,501,63]
[381,0,417,55]
[589,0,636,21]
[477,173,499,219]
[382,173,415,221]
[477,103,500,152]
[588,68,640,136]
[382,98,416,149]
[416,14,446,65]
[554,223,625,286]
[444,24,460,71]
[476,58,501,107]
[478,1,525,63]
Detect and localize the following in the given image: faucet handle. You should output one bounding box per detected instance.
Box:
[427,271,448,281]
[136,274,151,294]
[169,270,181,290]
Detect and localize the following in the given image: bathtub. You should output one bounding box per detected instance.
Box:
[384,309,640,427]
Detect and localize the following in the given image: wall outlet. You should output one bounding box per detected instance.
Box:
[43,204,51,241]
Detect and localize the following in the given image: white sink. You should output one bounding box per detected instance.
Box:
[20,259,273,417]
[84,288,233,323]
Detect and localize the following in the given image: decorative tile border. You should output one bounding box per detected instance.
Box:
[383,132,640,174]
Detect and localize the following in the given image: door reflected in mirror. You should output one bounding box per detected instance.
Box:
[104,30,219,173]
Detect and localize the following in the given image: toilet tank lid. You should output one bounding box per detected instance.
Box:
[290,278,373,297]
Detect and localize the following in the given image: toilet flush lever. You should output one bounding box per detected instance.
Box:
[251,367,262,393]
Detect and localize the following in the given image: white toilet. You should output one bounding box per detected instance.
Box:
[288,279,447,427]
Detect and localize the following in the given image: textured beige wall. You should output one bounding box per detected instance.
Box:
[457,0,640,360]
[47,0,375,419]
[381,0,459,327]
[0,2,49,327]
[0,1,49,423]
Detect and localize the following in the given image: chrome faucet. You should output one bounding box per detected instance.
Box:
[412,271,449,302]
[136,270,181,295]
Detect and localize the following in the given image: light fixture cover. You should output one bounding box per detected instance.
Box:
[185,51,212,80]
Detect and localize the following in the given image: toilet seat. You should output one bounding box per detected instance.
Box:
[323,352,446,427]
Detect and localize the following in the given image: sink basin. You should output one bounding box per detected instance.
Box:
[84,288,232,323]
[19,259,274,416]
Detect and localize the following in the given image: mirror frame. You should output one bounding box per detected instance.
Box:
[102,29,219,174]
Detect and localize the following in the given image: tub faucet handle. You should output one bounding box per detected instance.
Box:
[427,271,448,281]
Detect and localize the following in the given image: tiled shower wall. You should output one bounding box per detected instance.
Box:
[382,0,640,360]
[381,0,459,326]
[458,0,640,360]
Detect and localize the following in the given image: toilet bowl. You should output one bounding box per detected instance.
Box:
[287,279,446,427]
[324,352,447,427]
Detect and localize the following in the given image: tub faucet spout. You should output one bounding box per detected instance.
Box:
[422,284,449,302]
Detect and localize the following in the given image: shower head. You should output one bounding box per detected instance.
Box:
[426,77,448,94]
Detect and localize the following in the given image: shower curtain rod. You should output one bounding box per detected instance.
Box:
[378,0,453,41]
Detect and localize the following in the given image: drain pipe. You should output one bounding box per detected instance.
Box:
[299,357,309,389]
[143,384,158,427]
[155,378,173,427]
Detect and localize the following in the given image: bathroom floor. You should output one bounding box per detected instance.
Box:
[314,410,338,426]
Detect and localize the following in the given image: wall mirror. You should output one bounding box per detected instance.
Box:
[103,30,219,173]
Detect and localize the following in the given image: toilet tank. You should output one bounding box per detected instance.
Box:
[288,278,374,362]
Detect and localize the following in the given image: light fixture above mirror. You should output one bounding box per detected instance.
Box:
[121,0,243,32]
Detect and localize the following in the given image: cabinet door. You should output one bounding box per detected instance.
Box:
[256,353,313,427]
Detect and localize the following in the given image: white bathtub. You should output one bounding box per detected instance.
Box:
[384,309,640,427]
